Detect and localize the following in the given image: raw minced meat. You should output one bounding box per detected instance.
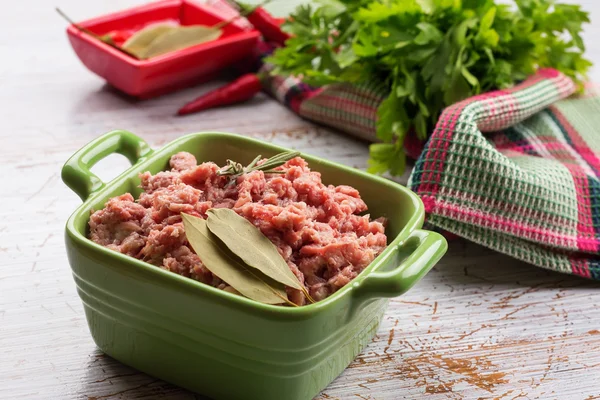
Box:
[89,152,387,305]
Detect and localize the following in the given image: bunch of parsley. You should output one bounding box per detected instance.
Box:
[266,0,591,175]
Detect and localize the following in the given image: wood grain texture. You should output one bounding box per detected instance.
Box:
[1,1,600,399]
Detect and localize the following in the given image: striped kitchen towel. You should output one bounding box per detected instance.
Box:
[264,64,600,279]
[408,70,600,279]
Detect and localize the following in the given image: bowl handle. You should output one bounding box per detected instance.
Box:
[351,229,447,310]
[61,130,153,202]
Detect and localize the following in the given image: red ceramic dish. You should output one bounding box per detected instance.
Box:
[66,0,261,98]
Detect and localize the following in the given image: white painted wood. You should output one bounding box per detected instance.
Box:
[1,1,600,399]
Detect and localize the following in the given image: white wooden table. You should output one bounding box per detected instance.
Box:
[2,1,600,399]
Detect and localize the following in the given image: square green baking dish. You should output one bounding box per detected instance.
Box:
[62,130,447,400]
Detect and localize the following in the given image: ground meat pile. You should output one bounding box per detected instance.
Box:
[89,152,387,305]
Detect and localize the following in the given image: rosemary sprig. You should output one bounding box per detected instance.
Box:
[217,151,300,181]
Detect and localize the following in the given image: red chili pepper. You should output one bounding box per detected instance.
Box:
[177,73,263,116]
[244,6,291,46]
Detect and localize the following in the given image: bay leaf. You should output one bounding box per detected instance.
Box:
[206,208,313,302]
[122,23,178,58]
[138,25,223,59]
[181,213,290,305]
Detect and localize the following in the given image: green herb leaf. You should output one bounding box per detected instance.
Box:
[376,80,409,143]
[461,66,479,88]
[479,7,496,32]
[335,46,359,68]
[369,143,396,160]
[206,208,314,302]
[414,111,427,140]
[444,68,472,105]
[414,22,443,45]
[368,142,406,175]
[182,213,292,306]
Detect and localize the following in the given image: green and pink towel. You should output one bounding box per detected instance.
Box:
[409,70,600,279]
[265,67,600,279]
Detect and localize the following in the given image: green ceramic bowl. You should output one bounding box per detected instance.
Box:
[62,130,447,400]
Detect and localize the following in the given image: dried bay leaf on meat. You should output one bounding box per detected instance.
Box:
[206,208,314,303]
[181,213,292,306]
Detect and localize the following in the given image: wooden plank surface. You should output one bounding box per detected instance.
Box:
[2,1,600,399]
